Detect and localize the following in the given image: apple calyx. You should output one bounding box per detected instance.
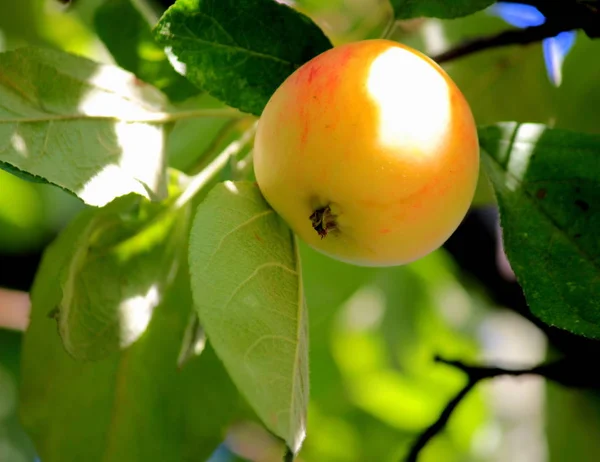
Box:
[310,206,337,239]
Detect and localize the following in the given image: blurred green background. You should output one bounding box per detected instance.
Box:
[2,1,600,461]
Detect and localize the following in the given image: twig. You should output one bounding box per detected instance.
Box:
[173,122,257,210]
[432,0,600,63]
[403,356,583,462]
[381,16,397,39]
[187,118,246,175]
[432,20,579,64]
[405,378,477,462]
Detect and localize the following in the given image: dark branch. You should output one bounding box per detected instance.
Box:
[432,20,578,64]
[404,356,600,461]
[405,378,477,462]
[432,0,600,64]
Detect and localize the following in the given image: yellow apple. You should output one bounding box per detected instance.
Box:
[253,39,479,266]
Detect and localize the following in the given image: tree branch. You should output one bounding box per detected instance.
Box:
[405,378,477,462]
[432,0,600,64]
[404,356,600,461]
[432,20,578,64]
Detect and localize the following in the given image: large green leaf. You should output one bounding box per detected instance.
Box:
[94,0,199,102]
[391,0,494,19]
[480,122,600,338]
[0,47,168,206]
[19,238,244,462]
[53,174,191,360]
[153,0,332,116]
[188,181,308,453]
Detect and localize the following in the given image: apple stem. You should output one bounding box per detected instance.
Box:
[309,206,336,239]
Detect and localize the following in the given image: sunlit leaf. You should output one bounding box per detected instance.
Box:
[189,181,308,453]
[153,0,332,115]
[0,47,168,206]
[176,313,206,369]
[47,172,191,360]
[94,0,199,101]
[19,246,244,462]
[480,122,600,338]
[391,0,494,19]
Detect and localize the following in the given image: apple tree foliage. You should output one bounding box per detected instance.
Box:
[0,0,599,461]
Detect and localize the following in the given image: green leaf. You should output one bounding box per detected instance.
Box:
[19,240,244,462]
[0,331,37,462]
[0,46,169,206]
[94,0,199,102]
[0,0,45,46]
[480,122,600,338]
[166,93,237,172]
[51,173,191,360]
[153,0,332,116]
[390,0,494,19]
[189,181,308,453]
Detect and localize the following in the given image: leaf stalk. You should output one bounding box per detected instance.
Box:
[173,122,258,210]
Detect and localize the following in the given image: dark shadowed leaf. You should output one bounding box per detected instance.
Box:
[188,181,308,453]
[19,236,244,462]
[94,0,199,101]
[480,122,600,338]
[391,0,494,19]
[153,0,332,115]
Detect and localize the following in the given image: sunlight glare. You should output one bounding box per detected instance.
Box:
[291,425,307,455]
[77,65,164,118]
[340,285,386,332]
[495,123,520,163]
[366,47,451,157]
[116,122,165,194]
[165,46,188,77]
[10,132,27,158]
[224,180,240,194]
[505,124,546,191]
[118,284,160,348]
[77,164,148,206]
[421,19,449,55]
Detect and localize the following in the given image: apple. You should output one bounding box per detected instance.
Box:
[253,39,479,266]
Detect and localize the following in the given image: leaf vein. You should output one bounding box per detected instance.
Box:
[204,210,275,267]
[170,35,293,67]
